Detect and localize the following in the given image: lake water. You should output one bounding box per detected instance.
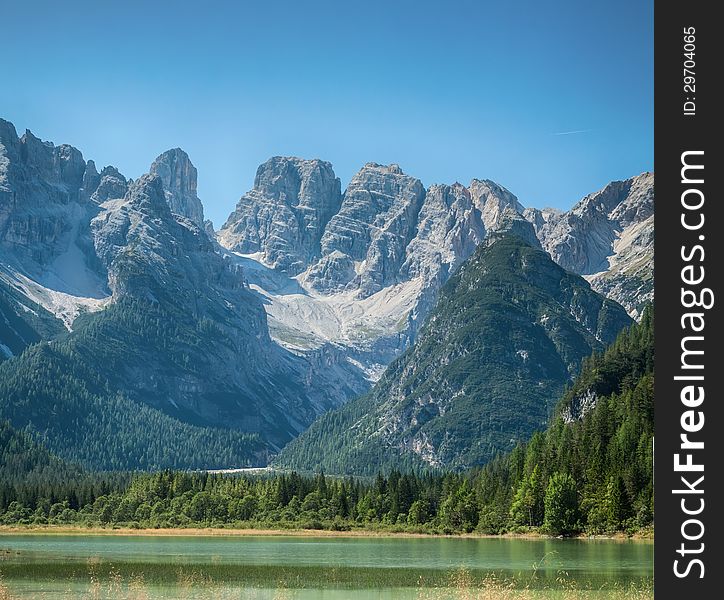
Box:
[0,533,653,599]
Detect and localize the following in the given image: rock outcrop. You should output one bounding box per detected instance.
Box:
[469,178,526,231]
[218,157,341,274]
[149,148,205,226]
[313,163,426,296]
[0,120,89,266]
[527,173,654,317]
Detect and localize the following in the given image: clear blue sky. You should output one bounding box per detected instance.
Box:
[2,0,652,227]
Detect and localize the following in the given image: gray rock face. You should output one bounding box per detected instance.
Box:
[90,166,128,204]
[469,179,526,231]
[402,183,485,283]
[0,121,89,266]
[218,158,533,379]
[218,157,341,274]
[317,163,426,296]
[399,183,486,337]
[275,233,633,473]
[149,148,204,226]
[0,119,369,458]
[486,207,542,249]
[522,206,562,232]
[527,173,654,317]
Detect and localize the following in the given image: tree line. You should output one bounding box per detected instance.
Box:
[0,308,653,536]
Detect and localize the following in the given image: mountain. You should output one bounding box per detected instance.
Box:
[0,120,367,469]
[1,116,652,471]
[525,173,654,318]
[218,157,342,274]
[275,225,632,473]
[218,162,530,378]
[149,148,205,226]
[218,161,653,381]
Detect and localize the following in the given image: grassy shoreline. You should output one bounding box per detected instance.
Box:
[0,523,653,540]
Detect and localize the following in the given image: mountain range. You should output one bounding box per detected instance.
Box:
[275,225,631,473]
[0,118,653,470]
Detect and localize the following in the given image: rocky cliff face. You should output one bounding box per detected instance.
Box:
[0,120,368,466]
[312,163,426,296]
[218,157,342,274]
[0,119,91,267]
[527,173,654,317]
[149,148,205,226]
[217,160,527,377]
[217,156,652,381]
[0,119,110,331]
[469,178,526,231]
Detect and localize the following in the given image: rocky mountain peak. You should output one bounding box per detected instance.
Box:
[485,207,541,249]
[528,172,654,317]
[0,123,96,270]
[149,148,204,226]
[0,119,19,150]
[359,162,404,175]
[218,156,342,274]
[90,165,128,204]
[469,178,526,231]
[313,162,425,295]
[607,171,654,226]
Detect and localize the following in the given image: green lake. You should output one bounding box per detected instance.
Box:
[0,534,653,599]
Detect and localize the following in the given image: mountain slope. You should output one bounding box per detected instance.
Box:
[526,173,653,317]
[276,224,632,473]
[0,419,80,482]
[476,306,654,534]
[0,121,368,468]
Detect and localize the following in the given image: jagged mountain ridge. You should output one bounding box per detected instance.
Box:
[1,116,653,471]
[217,161,546,377]
[0,119,368,468]
[525,173,654,317]
[217,159,652,378]
[275,227,633,473]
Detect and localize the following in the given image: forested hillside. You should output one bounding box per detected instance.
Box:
[275,232,632,473]
[1,309,653,535]
[0,301,267,471]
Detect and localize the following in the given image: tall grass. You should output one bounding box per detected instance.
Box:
[0,565,653,600]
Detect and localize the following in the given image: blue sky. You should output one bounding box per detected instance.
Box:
[2,0,652,227]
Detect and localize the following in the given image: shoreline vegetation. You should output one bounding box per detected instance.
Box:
[0,523,653,540]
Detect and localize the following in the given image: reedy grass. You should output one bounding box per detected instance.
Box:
[0,562,653,599]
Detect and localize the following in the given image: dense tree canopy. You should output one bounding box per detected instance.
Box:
[0,308,653,536]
